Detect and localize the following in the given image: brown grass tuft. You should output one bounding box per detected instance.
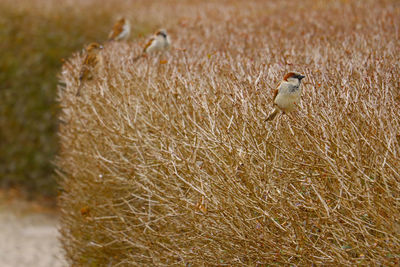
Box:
[57,0,400,265]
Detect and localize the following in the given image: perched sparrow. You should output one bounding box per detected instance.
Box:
[133,29,171,62]
[265,72,305,121]
[76,42,103,96]
[143,29,171,53]
[108,18,130,41]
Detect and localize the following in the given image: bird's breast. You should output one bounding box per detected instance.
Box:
[274,89,301,112]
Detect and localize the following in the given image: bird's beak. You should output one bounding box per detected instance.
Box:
[298,75,305,80]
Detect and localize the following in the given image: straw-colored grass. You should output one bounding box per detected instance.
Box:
[57,0,400,265]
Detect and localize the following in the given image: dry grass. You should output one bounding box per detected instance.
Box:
[57,0,400,265]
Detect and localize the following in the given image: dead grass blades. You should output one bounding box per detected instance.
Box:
[57,0,400,265]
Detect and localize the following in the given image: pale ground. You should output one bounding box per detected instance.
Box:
[0,196,67,267]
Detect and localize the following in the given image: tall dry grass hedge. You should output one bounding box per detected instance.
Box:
[58,0,400,265]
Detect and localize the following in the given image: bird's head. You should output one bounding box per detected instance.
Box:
[283,72,305,84]
[118,18,126,24]
[156,29,168,38]
[86,42,103,52]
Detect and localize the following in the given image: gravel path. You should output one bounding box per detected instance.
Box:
[0,201,67,267]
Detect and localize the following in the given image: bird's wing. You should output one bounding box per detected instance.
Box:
[79,54,98,81]
[85,53,99,66]
[79,64,90,81]
[143,37,155,53]
[272,88,279,102]
[273,89,279,101]
[272,81,283,102]
[79,65,89,81]
[108,21,124,40]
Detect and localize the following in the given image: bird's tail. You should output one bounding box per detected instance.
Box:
[266,108,279,121]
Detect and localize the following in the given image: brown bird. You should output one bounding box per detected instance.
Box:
[108,18,130,41]
[133,29,171,62]
[143,29,170,53]
[76,42,103,96]
[266,72,305,121]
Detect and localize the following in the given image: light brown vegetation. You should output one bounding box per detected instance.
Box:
[57,0,400,265]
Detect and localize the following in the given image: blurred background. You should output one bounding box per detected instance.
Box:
[0,0,156,199]
[0,0,108,198]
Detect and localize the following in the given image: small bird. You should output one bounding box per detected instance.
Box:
[143,29,171,53]
[133,29,171,62]
[265,72,305,121]
[108,18,130,41]
[76,42,103,96]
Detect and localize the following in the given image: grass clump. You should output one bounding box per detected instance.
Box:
[57,0,400,265]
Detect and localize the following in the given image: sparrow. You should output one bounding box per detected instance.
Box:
[265,72,305,121]
[143,29,171,53]
[133,29,171,62]
[76,42,103,96]
[108,18,130,41]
